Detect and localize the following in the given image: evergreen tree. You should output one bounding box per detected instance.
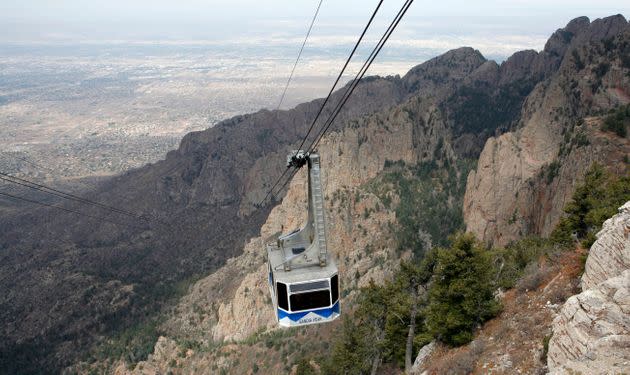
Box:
[327,281,389,374]
[551,164,630,248]
[426,233,500,346]
[328,318,372,375]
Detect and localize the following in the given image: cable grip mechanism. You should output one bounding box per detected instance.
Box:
[287,150,310,169]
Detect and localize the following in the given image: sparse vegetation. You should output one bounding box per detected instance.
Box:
[572,49,585,70]
[541,334,552,362]
[91,319,162,368]
[601,104,630,137]
[325,233,500,372]
[551,164,630,248]
[494,237,556,289]
[443,79,535,137]
[432,339,486,375]
[516,263,550,293]
[323,159,630,372]
[592,61,611,79]
[368,159,475,258]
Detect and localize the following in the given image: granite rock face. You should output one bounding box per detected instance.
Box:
[548,202,630,374]
[548,270,630,374]
[410,341,436,375]
[582,201,630,290]
[464,15,630,246]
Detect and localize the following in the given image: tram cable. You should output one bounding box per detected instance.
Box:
[0,172,151,222]
[307,0,414,152]
[0,152,167,224]
[275,0,324,112]
[0,190,144,229]
[293,0,384,154]
[268,0,414,201]
[259,0,385,206]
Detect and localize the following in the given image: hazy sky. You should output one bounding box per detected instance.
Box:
[1,1,628,57]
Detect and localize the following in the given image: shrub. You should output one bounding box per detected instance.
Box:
[541,335,552,362]
[572,49,585,70]
[516,263,548,293]
[92,320,162,366]
[494,237,554,289]
[327,318,373,374]
[294,358,316,375]
[592,62,610,79]
[430,339,485,375]
[545,160,561,184]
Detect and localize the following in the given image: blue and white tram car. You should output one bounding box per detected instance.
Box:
[265,151,340,327]
[267,243,339,326]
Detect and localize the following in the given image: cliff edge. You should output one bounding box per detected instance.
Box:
[548,201,630,374]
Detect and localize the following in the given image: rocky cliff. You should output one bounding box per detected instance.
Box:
[68,39,559,373]
[581,201,630,289]
[157,39,576,348]
[548,201,630,374]
[464,15,630,246]
[0,60,411,374]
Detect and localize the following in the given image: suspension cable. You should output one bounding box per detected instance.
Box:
[259,0,385,206]
[269,0,414,200]
[0,190,144,229]
[0,172,150,221]
[308,0,414,152]
[294,0,384,154]
[275,0,324,112]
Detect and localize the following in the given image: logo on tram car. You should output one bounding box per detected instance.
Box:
[299,315,323,324]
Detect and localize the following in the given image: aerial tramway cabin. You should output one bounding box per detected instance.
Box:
[266,152,340,327]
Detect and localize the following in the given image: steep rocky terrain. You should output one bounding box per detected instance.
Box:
[1,42,543,373]
[465,15,630,246]
[2,14,629,375]
[548,201,630,374]
[73,105,476,375]
[581,201,630,289]
[64,15,630,375]
[411,247,584,374]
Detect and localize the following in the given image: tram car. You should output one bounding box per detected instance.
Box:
[266,152,340,326]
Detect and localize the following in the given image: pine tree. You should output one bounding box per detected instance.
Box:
[426,233,500,346]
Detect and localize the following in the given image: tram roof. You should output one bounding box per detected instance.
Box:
[267,243,337,284]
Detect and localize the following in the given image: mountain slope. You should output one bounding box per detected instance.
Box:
[0,46,517,373]
[64,15,630,374]
[3,15,626,375]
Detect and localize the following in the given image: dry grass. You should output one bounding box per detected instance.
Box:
[516,263,552,293]
[425,339,486,375]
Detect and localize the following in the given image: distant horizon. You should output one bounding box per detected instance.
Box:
[1,0,628,65]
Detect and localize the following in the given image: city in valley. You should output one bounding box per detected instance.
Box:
[0,43,419,188]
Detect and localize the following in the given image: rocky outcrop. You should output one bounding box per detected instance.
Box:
[582,201,630,290]
[156,42,566,345]
[548,201,630,374]
[166,108,410,343]
[548,270,630,374]
[59,15,630,375]
[410,341,436,374]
